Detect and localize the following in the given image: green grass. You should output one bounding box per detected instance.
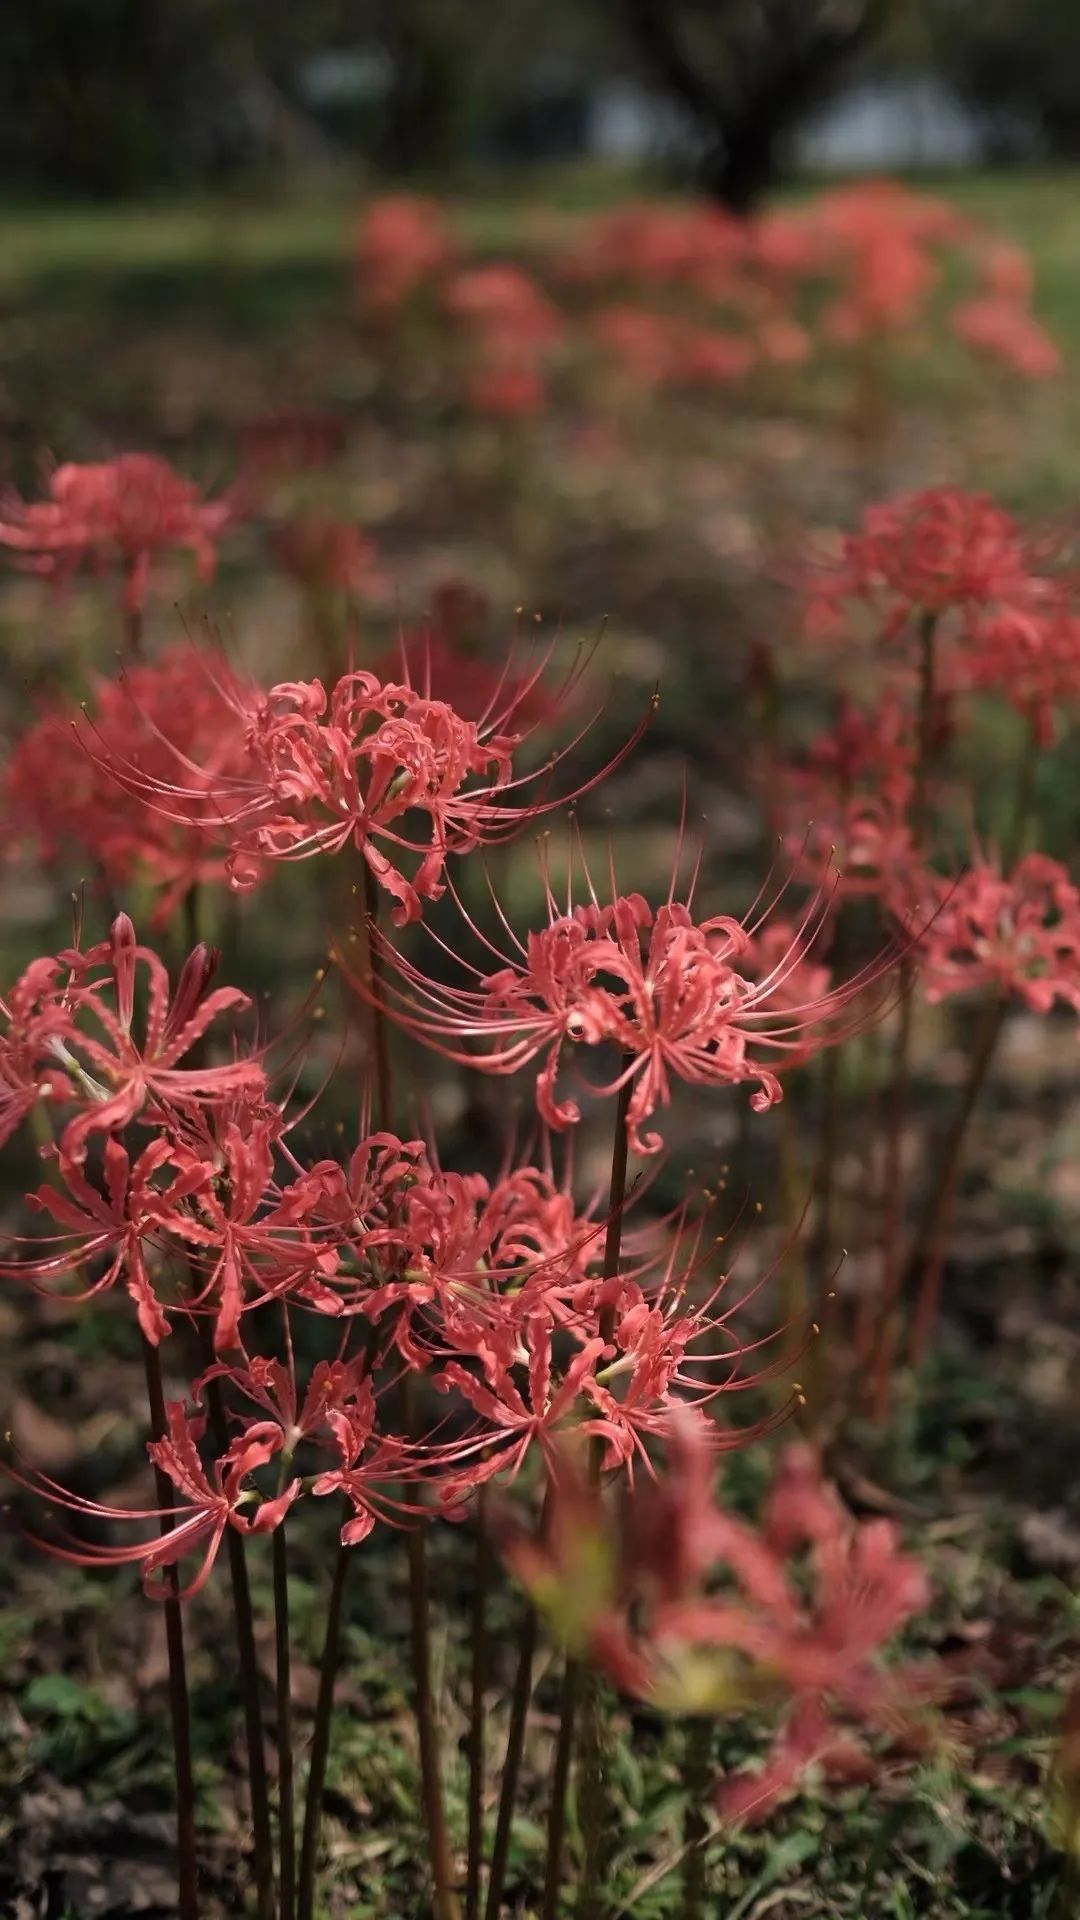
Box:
[2,163,1078,502]
[2,165,1078,284]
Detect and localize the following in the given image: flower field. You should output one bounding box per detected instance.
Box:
[1,168,1079,1920]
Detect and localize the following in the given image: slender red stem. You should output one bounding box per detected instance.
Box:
[142,1339,200,1920]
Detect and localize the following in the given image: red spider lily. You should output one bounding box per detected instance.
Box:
[45,914,265,1166]
[355,194,456,318]
[593,307,682,391]
[303,1127,430,1239]
[678,325,756,389]
[344,851,886,1152]
[773,697,916,900]
[965,591,1080,744]
[559,202,748,293]
[418,1190,807,1497]
[894,853,1080,1014]
[443,265,561,351]
[807,179,965,343]
[444,266,561,421]
[13,1402,300,1599]
[466,361,547,419]
[196,1337,376,1459]
[6,642,263,922]
[509,1417,933,1820]
[88,653,650,924]
[309,1377,426,1545]
[1,1134,210,1344]
[0,951,88,1147]
[431,1313,615,1504]
[803,487,1045,646]
[311,1130,617,1371]
[0,454,232,614]
[952,295,1061,380]
[164,1110,345,1351]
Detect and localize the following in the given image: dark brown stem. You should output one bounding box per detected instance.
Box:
[296,1515,350,1920]
[816,1043,841,1292]
[467,1485,490,1920]
[908,992,1007,1367]
[484,1605,539,1920]
[273,1521,296,1920]
[360,861,455,1915]
[122,570,144,659]
[681,1718,715,1920]
[142,1339,200,1920]
[902,706,1041,1365]
[201,1366,276,1920]
[404,1370,460,1920]
[1050,1858,1080,1920]
[574,1664,610,1920]
[871,613,937,1418]
[542,1655,580,1920]
[360,859,393,1129]
[1002,708,1040,870]
[561,1065,634,1920]
[296,862,397,1920]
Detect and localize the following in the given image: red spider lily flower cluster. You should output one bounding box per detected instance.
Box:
[345,854,884,1152]
[443,265,563,419]
[951,241,1061,380]
[803,487,1041,645]
[86,649,644,924]
[802,486,1080,741]
[895,853,1080,1014]
[0,454,232,615]
[805,179,965,343]
[354,193,457,317]
[508,1414,934,1822]
[3,904,803,1596]
[773,697,917,902]
[5,642,263,923]
[348,185,1058,432]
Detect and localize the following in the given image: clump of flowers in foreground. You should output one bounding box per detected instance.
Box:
[510,1414,936,1823]
[82,645,647,923]
[0,558,951,1920]
[11,466,1080,1920]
